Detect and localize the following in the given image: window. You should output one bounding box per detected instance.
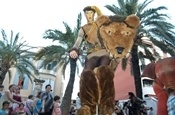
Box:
[13,73,29,90]
[18,77,25,89]
[142,79,153,87]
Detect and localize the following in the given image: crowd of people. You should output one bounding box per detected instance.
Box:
[0,84,62,115]
[69,92,154,115]
[1,84,175,115]
[0,86,155,115]
[113,92,154,115]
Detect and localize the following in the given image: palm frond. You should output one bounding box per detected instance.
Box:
[0,29,39,83]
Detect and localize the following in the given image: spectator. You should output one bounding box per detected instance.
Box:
[14,103,26,115]
[148,107,153,115]
[166,88,175,115]
[140,101,149,115]
[0,101,10,115]
[75,92,81,111]
[0,84,21,114]
[0,84,4,99]
[69,106,76,115]
[13,85,22,102]
[123,102,129,115]
[114,100,123,115]
[25,95,35,115]
[52,95,61,115]
[40,84,53,115]
[12,85,22,110]
[127,92,144,115]
[33,92,42,115]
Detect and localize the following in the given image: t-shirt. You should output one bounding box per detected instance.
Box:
[25,99,34,115]
[52,102,62,115]
[0,109,8,115]
[14,107,26,115]
[34,98,42,113]
[41,92,53,111]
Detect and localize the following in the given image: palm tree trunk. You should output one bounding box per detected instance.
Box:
[60,57,77,115]
[0,63,10,84]
[131,44,143,99]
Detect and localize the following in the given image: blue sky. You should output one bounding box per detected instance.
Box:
[0,0,175,47]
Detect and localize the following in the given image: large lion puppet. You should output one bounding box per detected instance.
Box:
[76,13,140,115]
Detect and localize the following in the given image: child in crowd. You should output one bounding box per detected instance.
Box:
[69,106,76,115]
[0,101,10,115]
[114,100,123,115]
[148,107,153,115]
[14,103,26,115]
[52,95,62,115]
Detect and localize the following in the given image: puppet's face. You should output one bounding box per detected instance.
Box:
[99,21,136,58]
[84,10,95,23]
[96,14,140,59]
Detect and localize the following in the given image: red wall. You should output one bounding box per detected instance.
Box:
[114,62,136,100]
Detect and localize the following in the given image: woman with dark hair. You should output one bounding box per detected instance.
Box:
[34,92,42,115]
[0,84,21,114]
[12,85,22,111]
[52,95,61,115]
[14,103,26,115]
[13,85,22,102]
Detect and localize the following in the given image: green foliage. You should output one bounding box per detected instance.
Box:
[0,29,39,83]
[35,13,82,78]
[106,0,175,99]
[35,12,82,114]
[105,0,175,68]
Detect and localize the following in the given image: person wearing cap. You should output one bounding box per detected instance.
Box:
[69,6,110,71]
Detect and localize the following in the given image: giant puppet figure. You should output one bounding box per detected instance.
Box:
[70,6,140,115]
[142,57,175,115]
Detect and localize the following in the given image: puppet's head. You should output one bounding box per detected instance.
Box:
[95,14,140,59]
[83,6,102,23]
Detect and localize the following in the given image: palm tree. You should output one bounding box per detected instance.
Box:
[0,29,39,84]
[35,13,82,114]
[105,0,175,98]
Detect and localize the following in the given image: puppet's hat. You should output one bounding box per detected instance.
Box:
[91,6,102,16]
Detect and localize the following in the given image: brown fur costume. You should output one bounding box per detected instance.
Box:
[78,66,114,115]
[78,14,140,115]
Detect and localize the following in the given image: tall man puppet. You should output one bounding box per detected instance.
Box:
[70,6,113,114]
[70,6,140,115]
